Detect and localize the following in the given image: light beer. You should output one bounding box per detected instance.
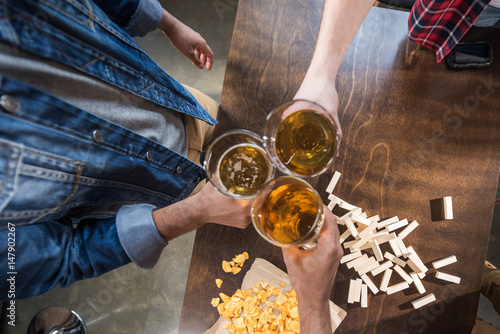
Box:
[218,143,272,196]
[258,182,319,244]
[275,109,337,176]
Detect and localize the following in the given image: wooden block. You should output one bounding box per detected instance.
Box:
[354,257,377,272]
[380,269,393,292]
[371,260,394,276]
[387,219,409,232]
[358,260,380,276]
[361,284,368,308]
[360,274,379,295]
[389,239,403,257]
[326,171,341,194]
[412,293,436,309]
[360,212,368,218]
[395,237,410,257]
[432,255,457,269]
[410,273,426,294]
[443,196,453,219]
[327,200,337,211]
[352,214,372,226]
[343,216,358,238]
[410,271,426,279]
[370,239,384,262]
[436,271,461,284]
[346,254,369,269]
[340,251,362,264]
[367,215,380,222]
[347,279,357,304]
[408,252,428,274]
[377,216,399,229]
[353,278,362,303]
[375,232,396,245]
[359,221,379,238]
[384,252,406,267]
[339,229,352,244]
[386,281,410,295]
[339,200,358,211]
[352,233,373,250]
[398,220,419,240]
[328,193,341,203]
[393,264,413,284]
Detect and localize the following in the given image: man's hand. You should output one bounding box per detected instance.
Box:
[153,182,251,242]
[282,209,342,333]
[158,9,214,70]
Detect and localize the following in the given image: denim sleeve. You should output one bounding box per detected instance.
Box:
[93,0,163,37]
[0,217,131,300]
[115,204,169,270]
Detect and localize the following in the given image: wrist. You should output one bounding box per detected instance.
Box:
[157,8,177,34]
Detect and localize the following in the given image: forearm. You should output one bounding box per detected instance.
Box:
[152,195,205,242]
[297,297,333,333]
[307,0,375,80]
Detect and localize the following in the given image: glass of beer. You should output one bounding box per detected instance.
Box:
[251,176,324,249]
[264,99,339,177]
[204,129,275,199]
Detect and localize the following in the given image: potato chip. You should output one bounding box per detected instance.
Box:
[211,297,220,307]
[222,260,232,273]
[216,279,223,288]
[279,282,286,288]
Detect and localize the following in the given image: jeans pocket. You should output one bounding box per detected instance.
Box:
[0,141,21,213]
[0,141,82,226]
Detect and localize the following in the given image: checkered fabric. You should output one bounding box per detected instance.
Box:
[408,0,491,62]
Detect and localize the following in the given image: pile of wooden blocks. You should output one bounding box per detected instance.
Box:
[325,172,460,310]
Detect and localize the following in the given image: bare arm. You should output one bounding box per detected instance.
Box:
[282,209,343,333]
[157,8,214,70]
[295,0,376,144]
[152,182,251,241]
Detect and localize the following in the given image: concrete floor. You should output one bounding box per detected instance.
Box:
[1,1,499,333]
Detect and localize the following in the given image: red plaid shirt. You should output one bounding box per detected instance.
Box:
[408,0,491,62]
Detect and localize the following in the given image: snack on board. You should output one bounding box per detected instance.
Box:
[222,252,250,275]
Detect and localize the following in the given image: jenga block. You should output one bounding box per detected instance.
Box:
[358,260,380,276]
[340,251,362,264]
[371,260,394,276]
[348,279,357,304]
[359,221,379,238]
[408,252,428,274]
[352,214,372,226]
[375,233,396,245]
[389,239,403,257]
[386,281,410,295]
[380,269,393,292]
[384,252,406,267]
[377,216,399,229]
[443,196,453,219]
[346,254,369,269]
[361,284,368,308]
[412,293,436,309]
[343,216,358,238]
[432,255,457,269]
[398,220,419,240]
[326,171,341,194]
[387,219,409,232]
[393,264,413,284]
[352,233,373,250]
[367,215,380,222]
[395,237,410,257]
[360,274,379,295]
[436,271,461,284]
[353,278,362,303]
[339,229,352,244]
[410,273,426,294]
[370,239,384,262]
[354,257,377,272]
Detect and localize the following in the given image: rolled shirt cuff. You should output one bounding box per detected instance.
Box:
[124,0,163,37]
[116,204,168,270]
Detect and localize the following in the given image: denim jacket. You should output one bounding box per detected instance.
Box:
[0,0,214,299]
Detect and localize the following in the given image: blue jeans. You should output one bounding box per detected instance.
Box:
[474,5,500,27]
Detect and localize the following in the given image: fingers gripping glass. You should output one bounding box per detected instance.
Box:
[251,176,324,249]
[264,99,339,178]
[204,129,275,199]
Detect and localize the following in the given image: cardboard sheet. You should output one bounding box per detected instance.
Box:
[204,258,346,333]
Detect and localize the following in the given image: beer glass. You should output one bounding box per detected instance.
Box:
[251,176,324,249]
[204,129,275,199]
[264,99,339,178]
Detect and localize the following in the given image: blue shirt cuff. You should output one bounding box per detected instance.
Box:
[116,204,168,270]
[124,0,163,37]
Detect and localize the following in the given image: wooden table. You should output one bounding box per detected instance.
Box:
[179,2,500,333]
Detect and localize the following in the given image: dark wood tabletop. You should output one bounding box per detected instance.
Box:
[179,2,500,333]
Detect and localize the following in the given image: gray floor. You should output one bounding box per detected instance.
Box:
[1,2,500,333]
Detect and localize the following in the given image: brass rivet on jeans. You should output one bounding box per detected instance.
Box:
[177,166,182,174]
[92,130,103,143]
[145,151,152,161]
[0,95,20,113]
